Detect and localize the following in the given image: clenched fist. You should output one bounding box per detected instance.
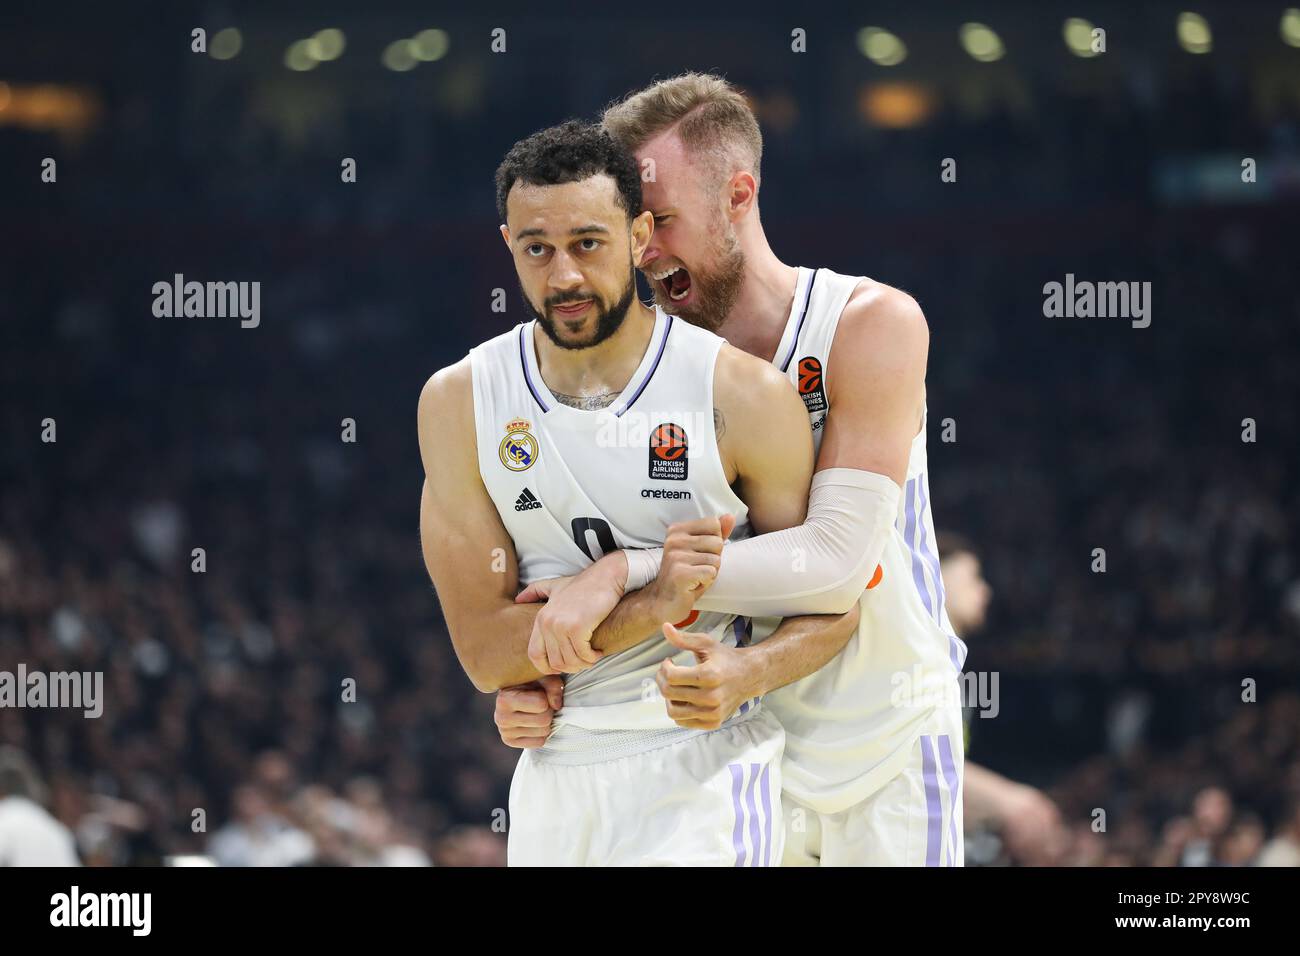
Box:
[646,514,737,624]
[494,676,564,749]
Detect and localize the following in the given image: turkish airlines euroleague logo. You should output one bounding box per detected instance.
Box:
[797,356,827,414]
[648,422,688,480]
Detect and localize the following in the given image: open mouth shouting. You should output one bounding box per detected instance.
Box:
[649,264,693,305]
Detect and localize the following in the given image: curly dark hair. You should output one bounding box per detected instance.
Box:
[494,119,642,223]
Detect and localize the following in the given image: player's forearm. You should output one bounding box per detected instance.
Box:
[590,585,671,656]
[451,602,545,693]
[624,470,902,619]
[737,606,859,696]
[962,761,1015,826]
[584,553,671,657]
[696,470,900,617]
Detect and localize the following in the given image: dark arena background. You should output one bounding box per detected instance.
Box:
[1,0,1298,889]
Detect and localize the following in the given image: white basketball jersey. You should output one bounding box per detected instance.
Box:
[468,307,760,758]
[764,266,969,814]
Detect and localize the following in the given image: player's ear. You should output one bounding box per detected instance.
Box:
[726,170,757,222]
[629,209,654,266]
[499,223,513,251]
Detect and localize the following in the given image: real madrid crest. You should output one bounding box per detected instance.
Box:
[499,419,539,472]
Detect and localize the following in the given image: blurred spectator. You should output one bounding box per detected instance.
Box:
[207,784,314,867]
[0,747,80,866]
[941,533,1066,865]
[1180,787,1234,867]
[1257,801,1300,867]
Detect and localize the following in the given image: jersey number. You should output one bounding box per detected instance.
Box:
[571,516,617,562]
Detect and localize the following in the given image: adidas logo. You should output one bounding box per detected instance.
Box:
[515,488,542,512]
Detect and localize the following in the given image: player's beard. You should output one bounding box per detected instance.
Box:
[650,219,745,333]
[523,270,637,351]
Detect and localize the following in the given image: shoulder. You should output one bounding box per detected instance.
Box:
[419,356,473,419]
[417,356,481,474]
[418,357,477,452]
[713,340,796,403]
[712,341,811,481]
[830,278,929,374]
[663,311,727,352]
[839,278,928,349]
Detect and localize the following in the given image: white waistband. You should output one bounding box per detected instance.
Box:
[535,699,763,766]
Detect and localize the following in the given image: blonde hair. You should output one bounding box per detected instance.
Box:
[602,72,762,190]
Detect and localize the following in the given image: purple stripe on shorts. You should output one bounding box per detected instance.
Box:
[938,734,961,867]
[920,735,942,867]
[904,479,935,618]
[729,763,747,867]
[759,763,774,867]
[745,762,762,868]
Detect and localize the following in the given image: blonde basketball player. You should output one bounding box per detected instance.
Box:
[496,75,967,867]
[419,121,859,866]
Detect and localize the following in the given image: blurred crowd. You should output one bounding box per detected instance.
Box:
[2,14,1298,865]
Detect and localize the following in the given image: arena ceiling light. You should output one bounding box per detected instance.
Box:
[960,23,1005,62]
[1283,8,1300,47]
[284,39,317,72]
[859,82,935,128]
[857,27,907,66]
[1177,12,1212,54]
[411,29,450,62]
[307,28,346,62]
[209,28,242,61]
[0,82,101,132]
[382,39,418,72]
[1063,18,1099,58]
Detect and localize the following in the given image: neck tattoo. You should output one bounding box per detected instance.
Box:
[551,389,620,410]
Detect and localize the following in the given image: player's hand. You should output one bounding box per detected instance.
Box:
[516,574,585,674]
[515,574,575,605]
[646,514,737,624]
[494,676,564,749]
[655,620,758,731]
[998,784,1063,865]
[518,555,626,675]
